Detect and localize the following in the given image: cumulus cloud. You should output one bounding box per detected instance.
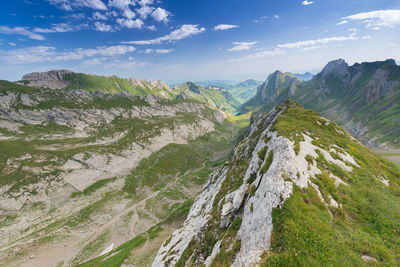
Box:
[123,8,136,19]
[1,45,136,64]
[94,21,113,31]
[213,24,238,31]
[108,0,135,10]
[93,11,108,20]
[228,41,257,51]
[302,1,314,6]
[47,0,108,11]
[123,24,205,45]
[340,9,400,29]
[117,18,144,28]
[151,7,170,23]
[0,26,45,40]
[137,5,154,19]
[144,48,174,54]
[278,35,357,49]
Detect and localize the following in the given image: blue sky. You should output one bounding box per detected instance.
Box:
[1,0,400,83]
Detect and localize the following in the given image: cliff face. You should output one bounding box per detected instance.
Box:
[239,71,300,113]
[152,100,400,266]
[20,70,73,89]
[241,59,400,149]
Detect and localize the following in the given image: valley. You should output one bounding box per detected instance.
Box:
[0,58,399,267]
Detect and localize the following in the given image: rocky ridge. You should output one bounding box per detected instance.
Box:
[152,100,399,266]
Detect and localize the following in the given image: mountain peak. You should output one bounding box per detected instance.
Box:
[322,59,348,76]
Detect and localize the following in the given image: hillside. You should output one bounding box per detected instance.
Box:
[241,59,400,149]
[226,79,262,103]
[0,80,247,266]
[239,71,301,113]
[174,82,240,112]
[149,100,400,266]
[18,70,175,98]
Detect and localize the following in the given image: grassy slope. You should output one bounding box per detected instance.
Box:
[63,73,175,98]
[226,79,262,103]
[174,82,240,112]
[261,106,400,266]
[292,61,400,147]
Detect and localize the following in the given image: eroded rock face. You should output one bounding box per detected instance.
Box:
[153,103,360,267]
[19,70,73,89]
[0,88,220,213]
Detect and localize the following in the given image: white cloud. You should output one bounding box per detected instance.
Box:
[123,8,136,19]
[145,48,174,54]
[47,0,108,11]
[33,23,81,33]
[108,0,135,10]
[336,20,348,25]
[137,5,154,19]
[138,0,153,5]
[213,24,238,31]
[151,7,170,23]
[1,45,136,64]
[0,26,45,40]
[226,48,286,63]
[94,21,113,31]
[228,41,257,51]
[302,1,314,6]
[123,24,205,45]
[117,18,144,29]
[254,16,268,23]
[9,42,16,46]
[342,9,400,29]
[93,11,108,20]
[147,25,156,31]
[274,14,280,19]
[278,35,357,49]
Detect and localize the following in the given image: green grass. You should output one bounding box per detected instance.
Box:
[71,178,117,198]
[261,105,400,266]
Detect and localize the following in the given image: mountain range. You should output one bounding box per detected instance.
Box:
[240,59,400,149]
[0,59,399,266]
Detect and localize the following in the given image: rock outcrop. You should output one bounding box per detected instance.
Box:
[153,101,363,266]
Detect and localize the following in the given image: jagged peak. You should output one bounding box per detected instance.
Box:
[321,58,348,76]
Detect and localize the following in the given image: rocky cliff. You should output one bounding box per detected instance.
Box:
[152,100,400,266]
[241,59,400,149]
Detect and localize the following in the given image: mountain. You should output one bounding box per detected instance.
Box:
[18,70,175,98]
[195,80,238,88]
[226,79,263,103]
[174,81,241,112]
[294,72,313,81]
[0,79,248,266]
[241,59,400,149]
[239,71,301,113]
[148,100,400,266]
[293,59,400,148]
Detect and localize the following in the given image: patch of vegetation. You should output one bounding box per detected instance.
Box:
[260,151,273,174]
[261,105,400,266]
[71,178,116,198]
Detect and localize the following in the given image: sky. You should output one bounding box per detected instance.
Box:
[1,0,400,83]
